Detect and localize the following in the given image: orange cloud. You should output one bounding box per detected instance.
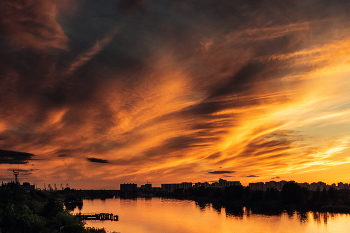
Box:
[2,1,350,188]
[0,0,69,51]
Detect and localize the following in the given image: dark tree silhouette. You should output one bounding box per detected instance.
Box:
[281,182,305,206]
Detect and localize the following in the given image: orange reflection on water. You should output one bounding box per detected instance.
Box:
[72,198,350,233]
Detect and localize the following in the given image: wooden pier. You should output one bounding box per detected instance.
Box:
[76,213,118,221]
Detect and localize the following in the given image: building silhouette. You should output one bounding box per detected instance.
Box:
[248,180,350,191]
[140,183,152,192]
[120,183,137,191]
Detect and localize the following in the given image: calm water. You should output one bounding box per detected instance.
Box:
[72,198,349,233]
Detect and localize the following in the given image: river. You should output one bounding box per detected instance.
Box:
[71,198,349,233]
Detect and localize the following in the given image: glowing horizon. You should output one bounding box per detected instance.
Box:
[1,0,350,189]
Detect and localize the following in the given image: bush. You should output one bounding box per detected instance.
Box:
[0,183,103,233]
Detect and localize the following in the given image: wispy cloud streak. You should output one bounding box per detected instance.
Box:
[1,0,350,188]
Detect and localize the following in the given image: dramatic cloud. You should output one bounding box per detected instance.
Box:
[0,150,35,164]
[208,171,234,175]
[0,0,68,51]
[87,158,109,164]
[1,0,350,188]
[247,175,259,178]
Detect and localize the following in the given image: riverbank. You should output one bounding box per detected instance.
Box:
[49,181,350,216]
[0,182,106,233]
[153,182,350,215]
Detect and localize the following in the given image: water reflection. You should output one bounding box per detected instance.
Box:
[71,198,350,233]
[195,201,209,211]
[296,211,308,223]
[64,194,83,211]
[311,211,335,226]
[225,203,244,218]
[211,202,222,214]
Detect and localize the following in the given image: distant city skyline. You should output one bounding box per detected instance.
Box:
[5,174,350,191]
[7,177,349,192]
[120,178,350,191]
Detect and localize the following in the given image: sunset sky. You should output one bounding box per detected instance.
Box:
[1,0,350,189]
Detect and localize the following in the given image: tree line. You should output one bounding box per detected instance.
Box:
[153,182,350,215]
[0,182,106,233]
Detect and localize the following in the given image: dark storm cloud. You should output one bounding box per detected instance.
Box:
[87,157,109,164]
[0,150,35,164]
[208,171,234,175]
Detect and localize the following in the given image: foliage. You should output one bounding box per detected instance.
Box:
[155,181,350,215]
[281,182,306,206]
[0,182,105,233]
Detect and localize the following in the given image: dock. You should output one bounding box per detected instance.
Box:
[76,213,118,221]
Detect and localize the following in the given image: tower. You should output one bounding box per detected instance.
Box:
[13,169,19,184]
